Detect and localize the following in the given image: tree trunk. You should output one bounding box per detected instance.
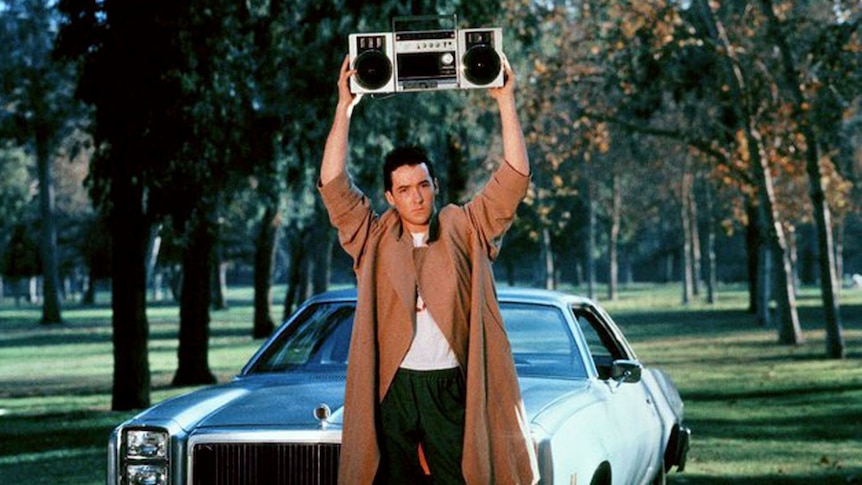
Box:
[760,0,844,357]
[746,199,760,314]
[770,224,803,344]
[748,136,802,342]
[834,220,844,290]
[210,241,228,310]
[695,0,803,343]
[36,136,62,325]
[29,277,38,303]
[253,205,278,338]
[282,226,311,320]
[787,228,799,296]
[83,264,97,305]
[705,183,718,304]
[690,178,703,297]
[542,227,555,290]
[574,262,582,288]
[310,207,333,296]
[622,251,634,285]
[586,186,597,300]
[607,172,621,301]
[756,220,772,327]
[110,174,151,411]
[145,224,162,300]
[681,169,694,305]
[172,210,217,387]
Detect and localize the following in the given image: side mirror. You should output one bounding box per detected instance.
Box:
[610,359,642,384]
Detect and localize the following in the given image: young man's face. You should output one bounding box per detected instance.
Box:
[385,163,438,234]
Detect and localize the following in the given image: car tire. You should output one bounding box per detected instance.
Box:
[589,462,612,485]
[649,462,667,485]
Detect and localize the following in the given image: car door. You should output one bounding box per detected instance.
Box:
[573,305,663,484]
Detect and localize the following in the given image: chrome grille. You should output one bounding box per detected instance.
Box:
[192,442,340,485]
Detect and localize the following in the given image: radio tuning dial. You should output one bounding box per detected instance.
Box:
[441,53,454,65]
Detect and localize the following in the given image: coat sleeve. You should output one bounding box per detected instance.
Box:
[318,171,376,269]
[463,161,530,261]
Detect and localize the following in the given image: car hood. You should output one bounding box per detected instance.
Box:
[132,373,592,433]
[134,372,346,432]
[200,373,348,429]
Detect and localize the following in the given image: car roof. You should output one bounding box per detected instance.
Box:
[302,286,594,308]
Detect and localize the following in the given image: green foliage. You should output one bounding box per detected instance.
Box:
[0,0,83,147]
[1,223,41,278]
[0,146,33,247]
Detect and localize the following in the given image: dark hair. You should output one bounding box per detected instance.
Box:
[383,145,436,192]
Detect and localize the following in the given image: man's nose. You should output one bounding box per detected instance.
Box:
[411,188,424,203]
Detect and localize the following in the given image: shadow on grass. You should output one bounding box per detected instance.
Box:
[668,472,862,485]
[0,410,128,456]
[0,410,132,485]
[0,320,255,350]
[611,302,862,343]
[693,407,862,442]
[684,380,862,402]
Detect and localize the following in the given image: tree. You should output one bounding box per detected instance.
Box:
[1,0,85,323]
[57,0,193,409]
[527,0,818,344]
[0,148,33,284]
[674,0,805,342]
[159,0,267,386]
[757,0,858,358]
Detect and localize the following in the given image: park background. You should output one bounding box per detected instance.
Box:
[1,0,861,483]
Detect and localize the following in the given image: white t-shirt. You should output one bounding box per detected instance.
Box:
[399,232,460,370]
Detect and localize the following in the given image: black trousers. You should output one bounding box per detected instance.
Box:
[375,367,467,485]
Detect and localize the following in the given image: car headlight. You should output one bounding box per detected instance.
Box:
[127,429,168,459]
[122,428,169,485]
[126,464,168,485]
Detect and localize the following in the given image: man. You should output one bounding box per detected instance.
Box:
[319,54,538,485]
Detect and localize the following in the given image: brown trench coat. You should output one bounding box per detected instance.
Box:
[319,162,539,485]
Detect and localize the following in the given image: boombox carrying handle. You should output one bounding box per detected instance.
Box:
[392,14,457,33]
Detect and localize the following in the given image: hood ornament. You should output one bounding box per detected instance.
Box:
[313,403,332,429]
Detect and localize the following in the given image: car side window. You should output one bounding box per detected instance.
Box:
[502,303,587,379]
[573,306,625,380]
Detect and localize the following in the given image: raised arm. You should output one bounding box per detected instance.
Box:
[488,58,528,176]
[320,55,363,185]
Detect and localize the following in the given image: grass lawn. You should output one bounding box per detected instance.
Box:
[1,283,861,484]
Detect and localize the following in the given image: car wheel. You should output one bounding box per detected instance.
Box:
[589,462,612,485]
[649,462,667,485]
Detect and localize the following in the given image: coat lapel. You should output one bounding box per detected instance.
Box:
[383,220,417,317]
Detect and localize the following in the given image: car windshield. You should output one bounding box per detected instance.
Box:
[248,299,587,379]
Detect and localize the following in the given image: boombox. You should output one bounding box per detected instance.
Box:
[348,16,504,94]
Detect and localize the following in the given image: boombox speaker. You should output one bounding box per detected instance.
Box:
[348,17,504,94]
[348,32,395,94]
[458,28,504,89]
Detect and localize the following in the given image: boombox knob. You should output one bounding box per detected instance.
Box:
[354,50,393,91]
[462,45,501,86]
